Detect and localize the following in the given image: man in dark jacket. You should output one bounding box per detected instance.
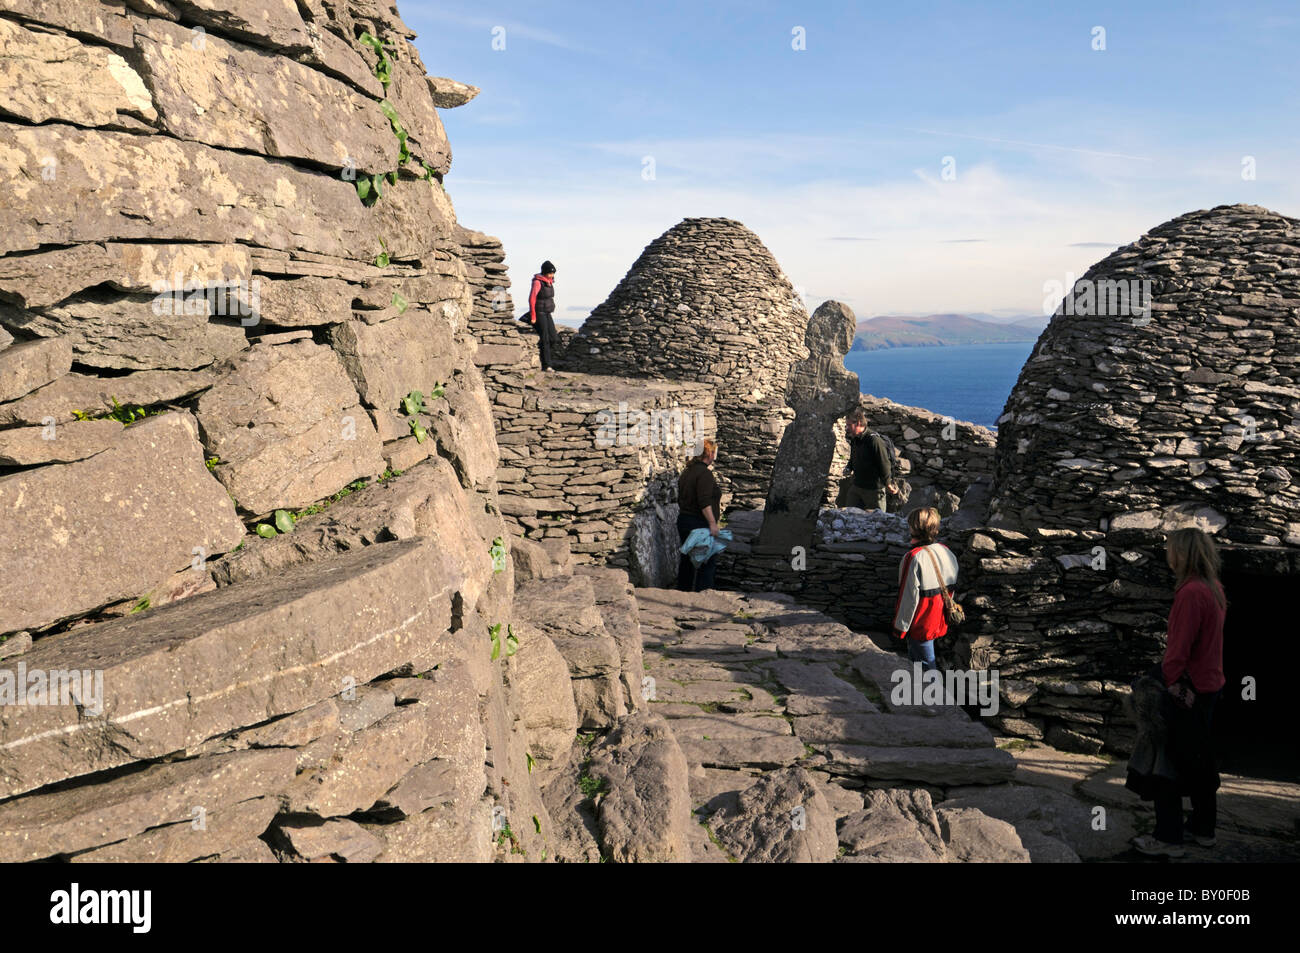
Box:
[528,260,558,371]
[837,408,892,511]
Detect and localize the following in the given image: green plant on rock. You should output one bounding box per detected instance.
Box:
[392,291,409,315]
[357,31,394,89]
[129,595,150,615]
[205,456,220,472]
[489,536,507,573]
[488,621,503,661]
[375,237,390,268]
[255,509,297,538]
[408,418,428,444]
[526,752,536,775]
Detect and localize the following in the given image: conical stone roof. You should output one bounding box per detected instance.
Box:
[567,218,812,507]
[991,203,1300,545]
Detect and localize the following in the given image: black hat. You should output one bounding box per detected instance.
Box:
[541,260,556,275]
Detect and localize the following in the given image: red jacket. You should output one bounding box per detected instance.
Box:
[528,273,554,323]
[893,543,958,642]
[1162,577,1226,692]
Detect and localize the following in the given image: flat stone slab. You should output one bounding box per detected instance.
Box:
[0,412,244,634]
[0,367,218,427]
[795,712,993,749]
[678,735,807,770]
[0,417,122,465]
[942,783,1134,861]
[0,336,72,402]
[197,339,384,515]
[822,744,1017,786]
[761,659,879,715]
[0,539,451,799]
[71,796,279,864]
[275,816,384,864]
[0,748,295,862]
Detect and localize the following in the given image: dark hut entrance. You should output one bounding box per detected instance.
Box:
[1216,548,1300,783]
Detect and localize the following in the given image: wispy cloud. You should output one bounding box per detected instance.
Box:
[885,125,1157,163]
[418,8,594,54]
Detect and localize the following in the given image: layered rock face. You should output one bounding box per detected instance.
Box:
[564,218,812,508]
[0,0,574,864]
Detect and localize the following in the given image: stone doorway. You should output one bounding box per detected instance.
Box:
[1216,568,1297,784]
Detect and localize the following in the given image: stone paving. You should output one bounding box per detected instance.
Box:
[633,586,1300,863]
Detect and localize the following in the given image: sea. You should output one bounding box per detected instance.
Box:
[842,341,1036,431]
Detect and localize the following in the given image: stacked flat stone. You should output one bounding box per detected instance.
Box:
[991,204,1300,545]
[0,0,579,865]
[825,394,997,514]
[493,373,718,586]
[459,224,541,387]
[954,204,1300,754]
[717,509,916,636]
[564,218,811,509]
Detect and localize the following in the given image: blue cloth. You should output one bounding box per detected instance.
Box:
[679,527,732,567]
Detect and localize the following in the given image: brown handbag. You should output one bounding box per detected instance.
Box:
[922,546,965,626]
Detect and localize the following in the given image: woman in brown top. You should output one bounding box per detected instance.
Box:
[676,438,722,591]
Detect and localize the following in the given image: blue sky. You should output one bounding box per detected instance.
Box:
[401,1,1300,324]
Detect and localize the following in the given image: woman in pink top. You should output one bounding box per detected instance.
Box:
[1132,528,1227,858]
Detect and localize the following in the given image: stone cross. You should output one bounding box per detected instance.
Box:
[756,300,861,554]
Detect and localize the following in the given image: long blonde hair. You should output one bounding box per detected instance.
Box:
[1166,528,1226,609]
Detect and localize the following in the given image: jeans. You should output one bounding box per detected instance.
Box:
[906,637,937,672]
[1153,688,1221,843]
[676,513,718,591]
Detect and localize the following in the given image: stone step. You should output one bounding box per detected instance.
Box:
[794,712,993,749]
[821,744,1017,786]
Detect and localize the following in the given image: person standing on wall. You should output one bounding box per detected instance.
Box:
[1130,527,1226,858]
[677,438,723,591]
[837,408,894,511]
[528,260,559,371]
[892,507,959,672]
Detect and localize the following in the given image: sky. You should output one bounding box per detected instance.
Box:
[400,0,1300,326]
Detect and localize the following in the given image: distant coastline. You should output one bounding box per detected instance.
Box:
[852,312,1047,352]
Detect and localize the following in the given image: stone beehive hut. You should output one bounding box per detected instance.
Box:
[565,218,812,508]
[991,204,1300,543]
[954,204,1300,754]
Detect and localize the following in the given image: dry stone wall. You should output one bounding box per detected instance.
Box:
[825,394,997,516]
[493,373,718,587]
[563,218,811,509]
[460,230,721,586]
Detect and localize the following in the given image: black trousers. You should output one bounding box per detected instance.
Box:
[535,311,557,369]
[676,513,717,591]
[1153,688,1222,843]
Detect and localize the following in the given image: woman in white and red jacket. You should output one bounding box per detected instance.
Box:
[892,507,959,672]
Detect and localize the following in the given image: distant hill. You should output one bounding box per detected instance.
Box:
[852,313,1047,351]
